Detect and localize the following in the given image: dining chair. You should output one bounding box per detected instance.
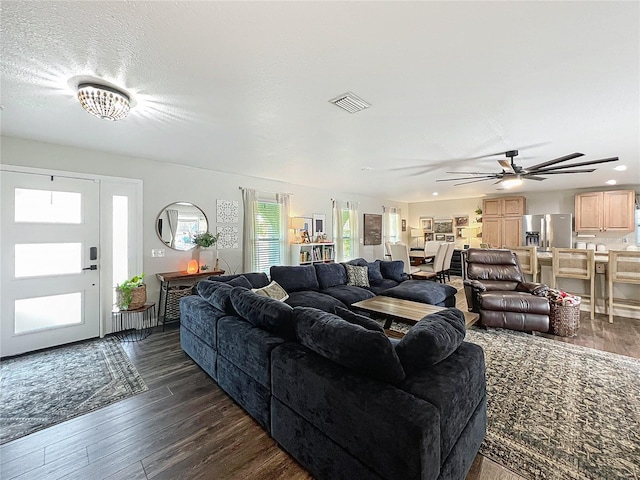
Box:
[607,250,640,324]
[507,246,539,283]
[419,243,448,282]
[552,248,595,319]
[441,243,456,282]
[389,243,421,276]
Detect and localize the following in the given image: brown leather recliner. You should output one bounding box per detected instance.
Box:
[463,248,550,333]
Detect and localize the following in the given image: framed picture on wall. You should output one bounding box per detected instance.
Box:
[401,219,407,232]
[302,217,313,236]
[454,215,469,227]
[434,218,453,233]
[435,234,445,241]
[445,234,455,242]
[420,217,433,231]
[425,232,434,242]
[363,214,383,245]
[312,213,326,237]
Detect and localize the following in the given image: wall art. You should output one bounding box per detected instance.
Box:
[434,218,453,234]
[363,213,383,246]
[216,225,239,249]
[420,217,433,231]
[217,199,239,224]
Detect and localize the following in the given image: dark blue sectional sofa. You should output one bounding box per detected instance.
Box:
[180,264,486,480]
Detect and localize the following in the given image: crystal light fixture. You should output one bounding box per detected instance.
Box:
[77,83,130,121]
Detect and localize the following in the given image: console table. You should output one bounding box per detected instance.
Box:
[156,269,225,329]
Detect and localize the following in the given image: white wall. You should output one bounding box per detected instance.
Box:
[1,136,407,305]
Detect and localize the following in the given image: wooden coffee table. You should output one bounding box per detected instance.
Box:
[351,296,479,330]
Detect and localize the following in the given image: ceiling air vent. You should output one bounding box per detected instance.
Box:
[329,92,371,114]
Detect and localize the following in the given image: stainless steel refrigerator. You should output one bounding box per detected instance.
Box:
[522,214,573,251]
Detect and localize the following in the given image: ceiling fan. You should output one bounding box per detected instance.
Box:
[436,150,619,187]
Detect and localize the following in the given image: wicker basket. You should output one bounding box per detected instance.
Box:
[166,285,194,320]
[116,285,147,310]
[549,301,581,337]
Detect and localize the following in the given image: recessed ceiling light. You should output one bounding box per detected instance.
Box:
[432,192,438,196]
[606,179,617,185]
[614,165,627,171]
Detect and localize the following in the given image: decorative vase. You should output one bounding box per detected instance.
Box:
[198,247,215,272]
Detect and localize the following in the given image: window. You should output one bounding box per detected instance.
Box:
[341,209,353,260]
[254,201,282,274]
[388,209,400,243]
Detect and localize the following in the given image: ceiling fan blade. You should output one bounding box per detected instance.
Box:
[466,142,549,160]
[529,169,596,175]
[444,171,499,175]
[498,160,515,173]
[522,175,547,181]
[453,178,498,186]
[530,157,618,173]
[436,175,497,182]
[527,152,584,171]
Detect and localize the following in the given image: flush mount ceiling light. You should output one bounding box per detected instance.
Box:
[501,176,524,189]
[77,83,130,121]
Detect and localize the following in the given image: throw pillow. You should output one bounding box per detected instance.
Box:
[293,307,405,384]
[252,280,289,301]
[394,308,466,372]
[379,260,405,283]
[226,275,254,289]
[196,280,242,314]
[229,287,295,339]
[367,260,384,285]
[334,306,384,333]
[270,265,319,292]
[345,264,370,288]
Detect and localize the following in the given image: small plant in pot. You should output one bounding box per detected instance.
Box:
[193,232,220,271]
[193,231,220,248]
[115,273,146,310]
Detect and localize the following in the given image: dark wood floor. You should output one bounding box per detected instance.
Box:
[1,302,638,480]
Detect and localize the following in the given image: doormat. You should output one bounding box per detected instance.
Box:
[0,337,148,445]
[466,328,640,480]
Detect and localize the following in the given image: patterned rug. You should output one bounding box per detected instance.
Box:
[0,337,148,445]
[466,328,640,480]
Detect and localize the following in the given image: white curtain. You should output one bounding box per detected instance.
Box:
[383,206,401,245]
[276,193,291,265]
[165,209,179,249]
[241,188,257,272]
[332,199,360,262]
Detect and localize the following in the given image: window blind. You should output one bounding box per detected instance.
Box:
[254,201,281,274]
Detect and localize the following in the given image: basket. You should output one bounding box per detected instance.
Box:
[166,285,193,320]
[549,301,581,337]
[116,285,147,310]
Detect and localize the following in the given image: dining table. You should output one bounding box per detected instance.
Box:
[408,254,435,266]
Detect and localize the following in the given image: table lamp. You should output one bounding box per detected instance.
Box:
[461,227,478,249]
[291,217,306,243]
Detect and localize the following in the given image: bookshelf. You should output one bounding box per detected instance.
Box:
[291,243,335,265]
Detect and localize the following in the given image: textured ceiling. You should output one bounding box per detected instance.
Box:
[1,1,638,202]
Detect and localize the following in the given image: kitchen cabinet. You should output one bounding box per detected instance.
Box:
[575,190,635,232]
[482,196,526,247]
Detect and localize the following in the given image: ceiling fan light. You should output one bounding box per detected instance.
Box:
[77,83,130,121]
[502,177,523,189]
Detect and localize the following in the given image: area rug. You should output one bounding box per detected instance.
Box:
[466,328,640,480]
[0,337,148,445]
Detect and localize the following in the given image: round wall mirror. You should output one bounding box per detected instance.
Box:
[156,202,208,251]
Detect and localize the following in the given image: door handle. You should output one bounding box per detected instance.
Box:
[83,265,97,271]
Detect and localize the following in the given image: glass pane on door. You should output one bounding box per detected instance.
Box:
[14,292,82,334]
[14,188,82,223]
[15,243,82,277]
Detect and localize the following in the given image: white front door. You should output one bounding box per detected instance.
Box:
[1,171,100,357]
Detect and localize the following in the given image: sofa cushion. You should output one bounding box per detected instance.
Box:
[270,265,319,292]
[229,287,294,339]
[209,272,270,289]
[314,263,347,289]
[321,285,375,306]
[367,260,384,285]
[180,295,226,348]
[334,306,384,333]
[400,341,486,461]
[284,291,347,313]
[252,280,289,301]
[197,280,244,315]
[345,264,370,288]
[345,258,368,267]
[379,260,405,282]
[293,307,405,384]
[395,308,466,371]
[383,280,457,307]
[368,278,401,295]
[226,275,254,289]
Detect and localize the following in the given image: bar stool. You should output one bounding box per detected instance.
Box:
[607,250,640,323]
[508,246,539,282]
[552,248,595,319]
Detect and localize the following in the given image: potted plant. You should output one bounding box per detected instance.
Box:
[475,206,482,223]
[193,231,220,271]
[115,273,146,310]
